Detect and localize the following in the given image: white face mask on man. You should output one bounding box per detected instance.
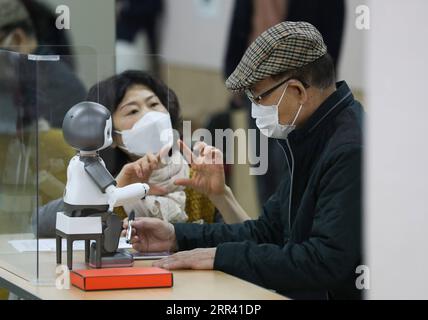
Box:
[115,111,174,156]
[251,84,303,139]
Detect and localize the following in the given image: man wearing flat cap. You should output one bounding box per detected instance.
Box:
[126,22,364,300]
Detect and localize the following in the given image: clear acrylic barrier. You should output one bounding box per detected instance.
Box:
[0,47,99,285]
[0,49,40,284]
[1,49,172,288]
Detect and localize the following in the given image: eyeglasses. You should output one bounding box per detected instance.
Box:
[245,77,309,104]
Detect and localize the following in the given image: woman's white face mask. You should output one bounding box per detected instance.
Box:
[251,84,303,140]
[115,111,173,156]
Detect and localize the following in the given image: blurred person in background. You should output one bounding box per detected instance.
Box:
[0,0,84,208]
[0,0,85,237]
[0,0,83,299]
[20,0,76,70]
[225,0,345,78]
[116,0,164,76]
[0,0,86,127]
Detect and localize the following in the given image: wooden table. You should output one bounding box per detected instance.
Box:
[0,234,287,300]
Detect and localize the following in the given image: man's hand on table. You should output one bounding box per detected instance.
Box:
[153,248,216,270]
[122,217,216,270]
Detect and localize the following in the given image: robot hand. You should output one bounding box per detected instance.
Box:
[105,183,150,212]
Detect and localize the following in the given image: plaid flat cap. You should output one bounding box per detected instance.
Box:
[226,21,327,92]
[0,0,30,29]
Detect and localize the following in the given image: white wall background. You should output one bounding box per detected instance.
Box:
[337,0,367,91]
[365,0,428,299]
[160,0,234,70]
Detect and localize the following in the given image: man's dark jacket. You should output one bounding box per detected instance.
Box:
[175,81,363,300]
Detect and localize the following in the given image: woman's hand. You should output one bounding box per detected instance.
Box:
[174,140,226,197]
[174,139,250,223]
[116,152,167,195]
[116,153,159,186]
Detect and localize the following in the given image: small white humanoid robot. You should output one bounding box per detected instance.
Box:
[56,101,149,269]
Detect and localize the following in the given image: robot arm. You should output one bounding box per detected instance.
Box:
[105,183,149,212]
[83,157,150,212]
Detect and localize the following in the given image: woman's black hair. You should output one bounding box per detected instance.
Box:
[87,70,182,132]
[86,70,182,176]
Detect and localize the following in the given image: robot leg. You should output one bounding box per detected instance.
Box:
[102,213,122,253]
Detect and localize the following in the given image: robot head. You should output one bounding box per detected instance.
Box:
[62,101,113,152]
